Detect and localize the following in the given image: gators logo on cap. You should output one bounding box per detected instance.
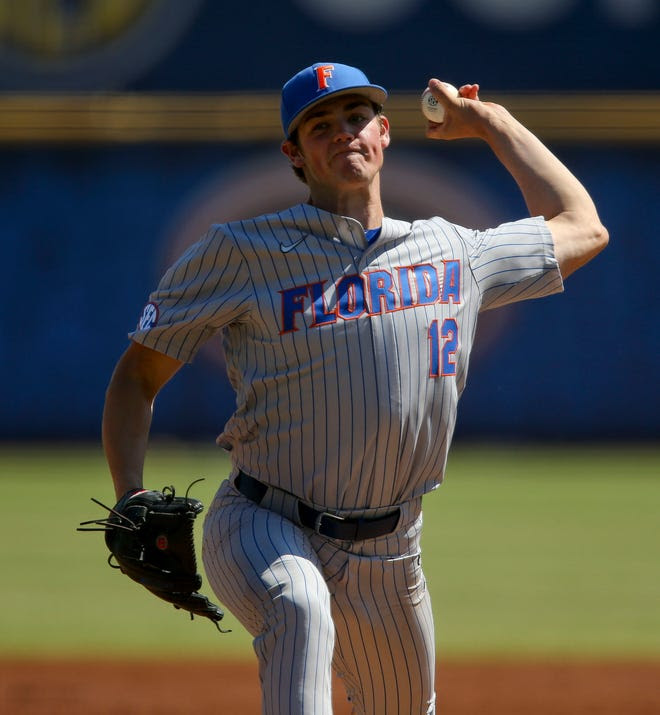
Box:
[315,64,334,90]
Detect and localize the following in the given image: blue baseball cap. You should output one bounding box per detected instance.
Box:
[281,62,388,138]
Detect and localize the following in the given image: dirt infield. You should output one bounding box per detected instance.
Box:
[2,658,660,714]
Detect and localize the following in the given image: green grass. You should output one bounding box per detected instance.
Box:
[1,442,659,659]
[426,444,660,658]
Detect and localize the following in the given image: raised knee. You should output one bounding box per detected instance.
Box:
[277,580,333,635]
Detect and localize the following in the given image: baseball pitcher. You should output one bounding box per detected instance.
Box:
[101,62,608,714]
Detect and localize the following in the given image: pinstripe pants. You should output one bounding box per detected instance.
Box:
[202,479,436,715]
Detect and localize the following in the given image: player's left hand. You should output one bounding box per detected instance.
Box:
[78,481,228,631]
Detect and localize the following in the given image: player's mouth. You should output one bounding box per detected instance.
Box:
[333,147,368,160]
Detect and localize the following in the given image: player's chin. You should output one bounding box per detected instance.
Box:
[338,169,373,186]
[334,154,377,180]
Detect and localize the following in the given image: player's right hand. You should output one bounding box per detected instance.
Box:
[424,79,495,142]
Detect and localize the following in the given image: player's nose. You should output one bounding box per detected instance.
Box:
[333,119,355,141]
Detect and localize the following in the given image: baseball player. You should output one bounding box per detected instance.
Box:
[102,62,608,714]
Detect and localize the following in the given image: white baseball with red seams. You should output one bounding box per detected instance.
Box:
[421,83,458,122]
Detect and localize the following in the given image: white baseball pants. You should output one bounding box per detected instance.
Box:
[203,480,436,714]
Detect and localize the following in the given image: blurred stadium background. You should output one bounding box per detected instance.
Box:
[0,0,658,446]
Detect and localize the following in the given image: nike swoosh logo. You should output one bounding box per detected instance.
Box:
[280,234,309,253]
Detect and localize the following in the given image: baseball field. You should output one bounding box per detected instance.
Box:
[1,442,659,714]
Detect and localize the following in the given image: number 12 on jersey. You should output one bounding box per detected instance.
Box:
[428,319,458,377]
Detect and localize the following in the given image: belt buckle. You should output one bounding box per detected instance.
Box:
[314,510,345,535]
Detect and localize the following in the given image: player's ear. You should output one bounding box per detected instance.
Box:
[378,115,391,149]
[281,139,305,168]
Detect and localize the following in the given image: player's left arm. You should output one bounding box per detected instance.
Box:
[102,341,183,500]
[424,79,609,278]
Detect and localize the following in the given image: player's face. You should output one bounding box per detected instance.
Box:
[282,94,390,191]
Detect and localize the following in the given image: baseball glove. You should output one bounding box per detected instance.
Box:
[79,480,227,632]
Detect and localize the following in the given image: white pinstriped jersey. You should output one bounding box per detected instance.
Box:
[131,203,562,510]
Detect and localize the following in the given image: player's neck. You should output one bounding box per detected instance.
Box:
[306,181,384,230]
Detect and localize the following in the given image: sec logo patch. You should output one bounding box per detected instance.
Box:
[137,302,159,330]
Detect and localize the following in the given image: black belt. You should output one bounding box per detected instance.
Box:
[234,471,400,541]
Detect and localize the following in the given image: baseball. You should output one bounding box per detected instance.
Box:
[421,83,458,123]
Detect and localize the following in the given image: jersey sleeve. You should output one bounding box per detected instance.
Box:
[462,216,564,312]
[129,226,252,362]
